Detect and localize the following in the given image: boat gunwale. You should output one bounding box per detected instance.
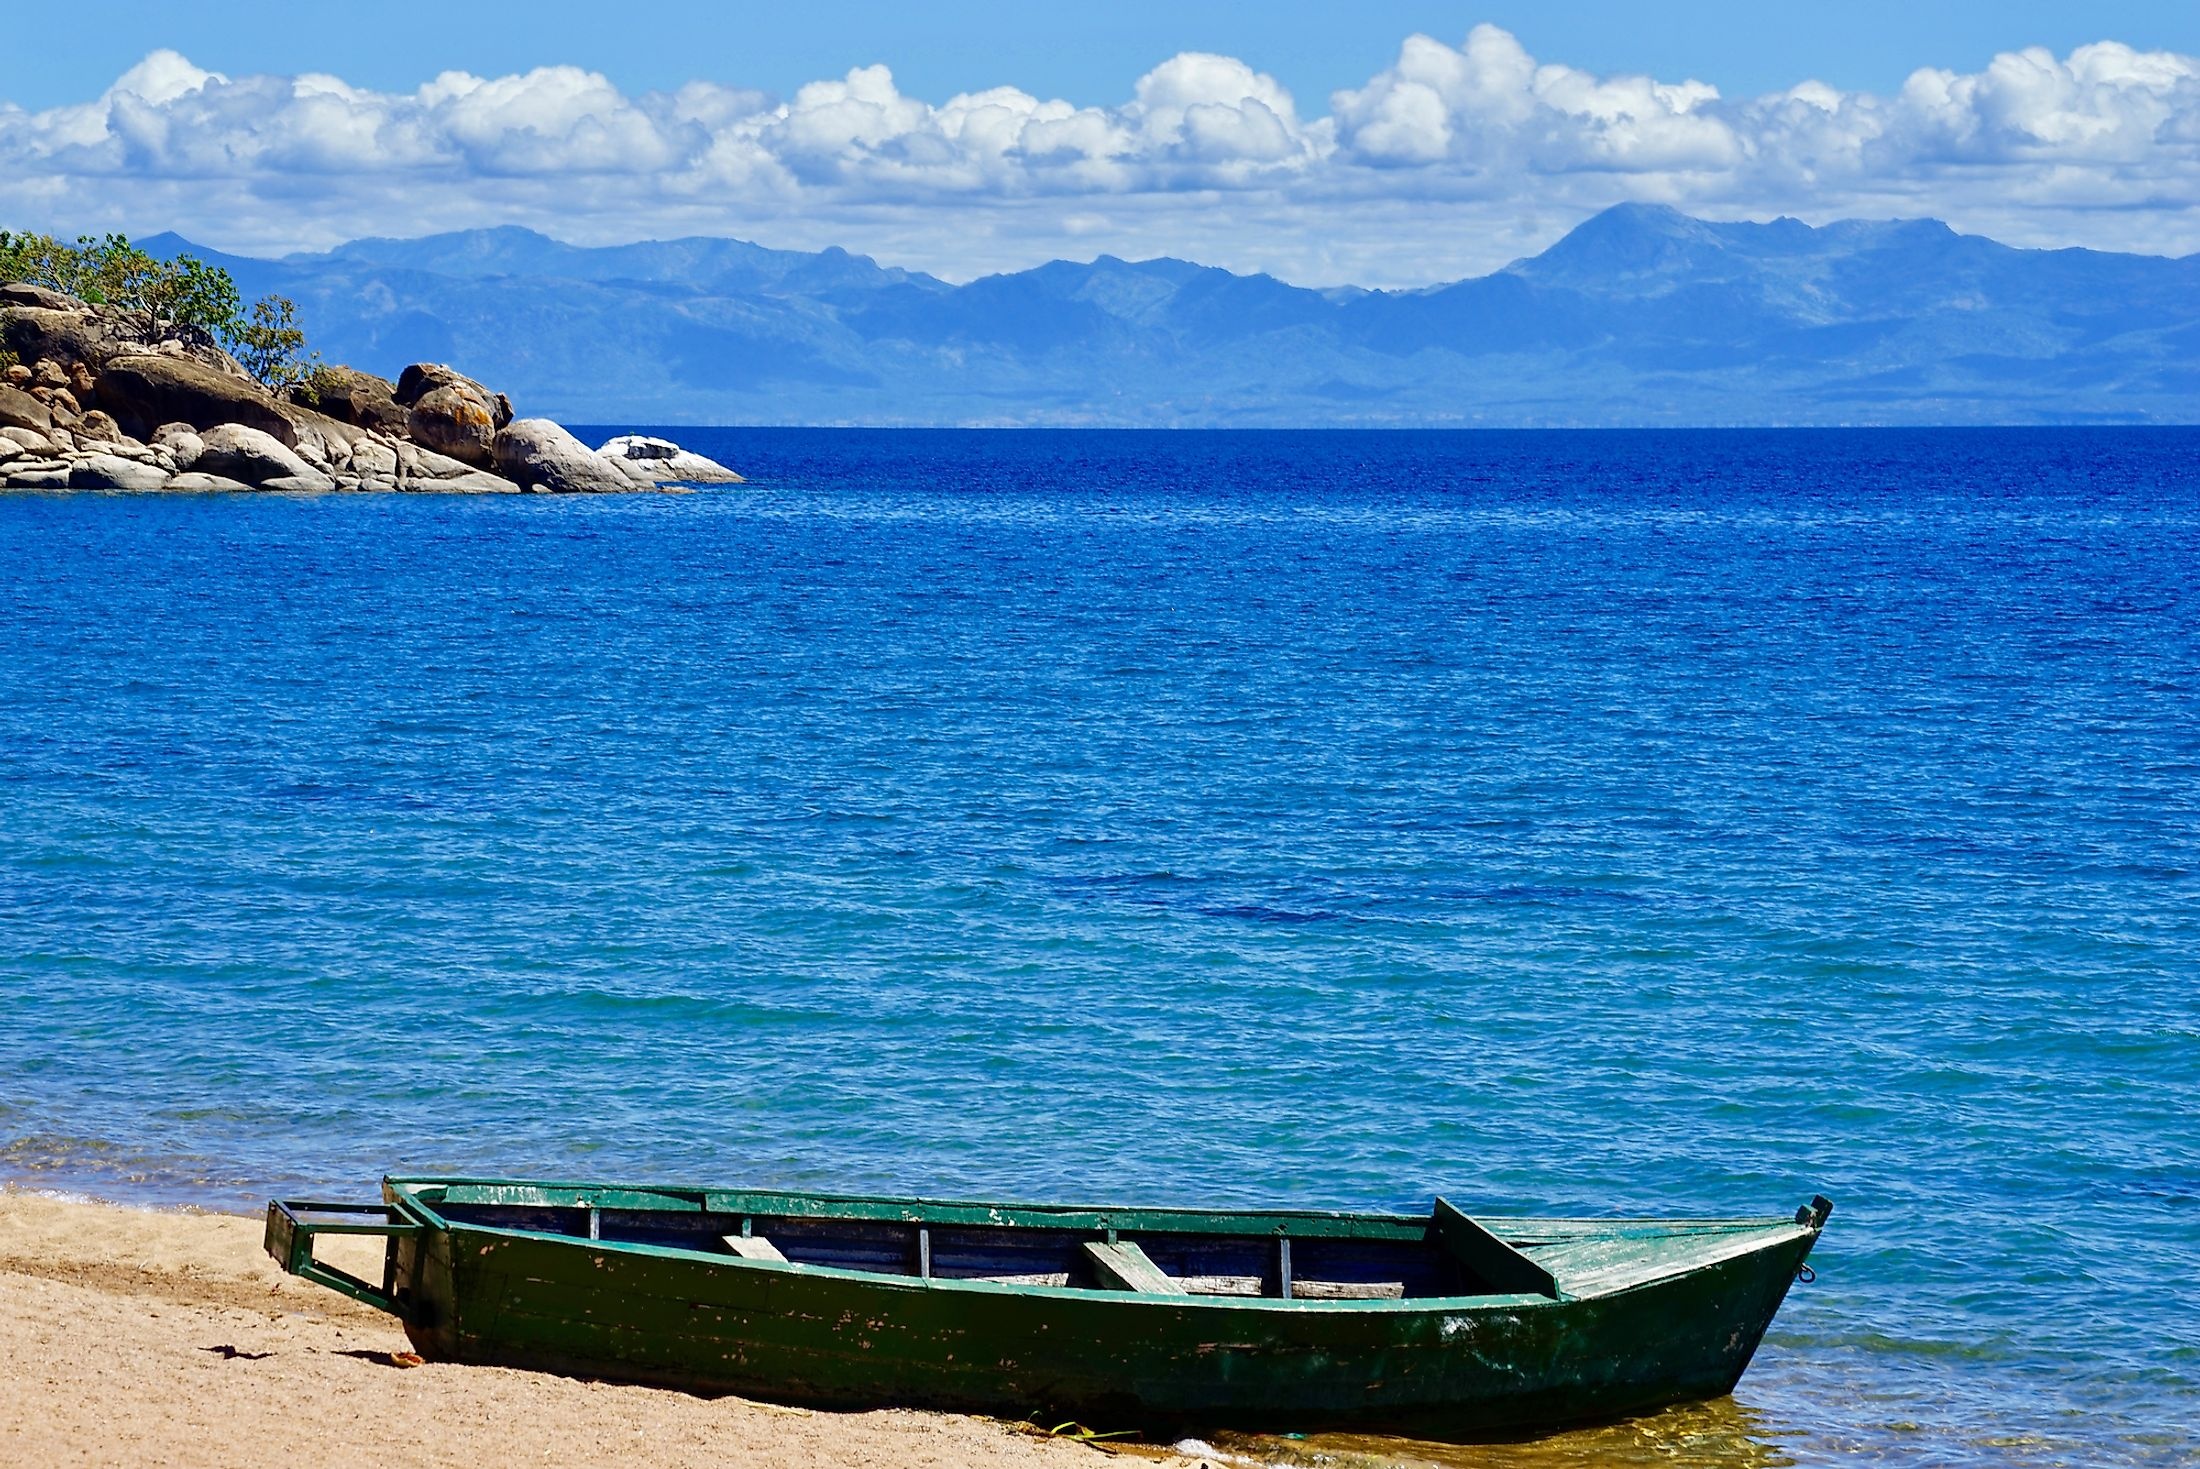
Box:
[385,1174,1796,1233]
[379,1175,1818,1312]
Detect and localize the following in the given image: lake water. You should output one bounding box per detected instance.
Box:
[2,427,2195,1466]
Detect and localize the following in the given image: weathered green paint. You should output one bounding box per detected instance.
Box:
[263,1199,420,1312]
[266,1176,1831,1441]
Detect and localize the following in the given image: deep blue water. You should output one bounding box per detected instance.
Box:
[2,427,2196,1466]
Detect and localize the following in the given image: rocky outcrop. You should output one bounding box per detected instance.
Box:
[492,418,634,494]
[285,405,382,471]
[6,462,68,489]
[395,363,511,467]
[347,436,398,479]
[194,425,328,490]
[405,384,499,466]
[96,355,299,444]
[0,305,131,378]
[0,287,739,495]
[0,282,82,311]
[150,424,203,467]
[3,284,237,372]
[291,366,406,436]
[0,384,52,433]
[167,472,255,492]
[597,434,745,485]
[77,409,125,442]
[69,452,170,492]
[394,362,512,423]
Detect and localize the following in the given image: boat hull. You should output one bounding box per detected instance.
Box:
[389,1212,1816,1438]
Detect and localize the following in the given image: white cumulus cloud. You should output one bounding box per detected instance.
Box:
[1333,25,1740,175]
[0,30,2195,286]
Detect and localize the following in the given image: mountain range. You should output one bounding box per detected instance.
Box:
[142,206,2200,427]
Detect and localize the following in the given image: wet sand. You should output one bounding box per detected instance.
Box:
[0,1188,1198,1468]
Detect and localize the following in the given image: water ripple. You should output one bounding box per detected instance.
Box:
[2,426,2196,1465]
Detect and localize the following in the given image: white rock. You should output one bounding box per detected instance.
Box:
[599,434,679,461]
[195,423,319,486]
[69,453,172,492]
[493,418,633,494]
[6,464,71,489]
[668,450,741,483]
[348,437,399,479]
[166,472,255,493]
[258,472,339,493]
[394,440,482,481]
[1,426,55,454]
[417,469,523,494]
[597,432,743,484]
[150,424,203,469]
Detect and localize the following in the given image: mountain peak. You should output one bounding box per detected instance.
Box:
[325,224,562,264]
[134,230,201,257]
[1581,201,1694,230]
[1520,203,1720,277]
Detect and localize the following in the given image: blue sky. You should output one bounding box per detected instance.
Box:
[9,2,2197,112]
[4,5,2198,285]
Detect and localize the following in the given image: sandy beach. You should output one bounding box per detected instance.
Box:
[0,1188,1204,1468]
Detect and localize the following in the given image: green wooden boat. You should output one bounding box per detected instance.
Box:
[267,1176,1831,1440]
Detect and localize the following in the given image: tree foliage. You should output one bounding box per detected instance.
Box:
[0,229,307,388]
[225,295,314,390]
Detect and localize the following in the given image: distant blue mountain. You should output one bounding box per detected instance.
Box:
[140,205,2200,426]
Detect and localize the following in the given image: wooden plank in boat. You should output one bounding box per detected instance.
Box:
[1431,1199,1559,1298]
[1294,1279,1406,1300]
[722,1234,788,1263]
[1085,1240,1188,1295]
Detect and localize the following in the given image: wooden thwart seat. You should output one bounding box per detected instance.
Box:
[722,1234,789,1263]
[1292,1279,1405,1300]
[1083,1240,1187,1295]
[1430,1198,1560,1298]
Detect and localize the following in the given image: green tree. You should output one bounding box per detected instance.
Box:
[0,231,79,296]
[224,294,314,389]
[5,231,243,332]
[3,229,319,388]
[150,254,243,335]
[80,234,164,325]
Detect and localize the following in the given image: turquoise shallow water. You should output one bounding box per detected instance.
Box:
[2,427,2196,1465]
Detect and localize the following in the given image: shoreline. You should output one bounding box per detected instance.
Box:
[0,1187,1202,1468]
[0,1181,1830,1469]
